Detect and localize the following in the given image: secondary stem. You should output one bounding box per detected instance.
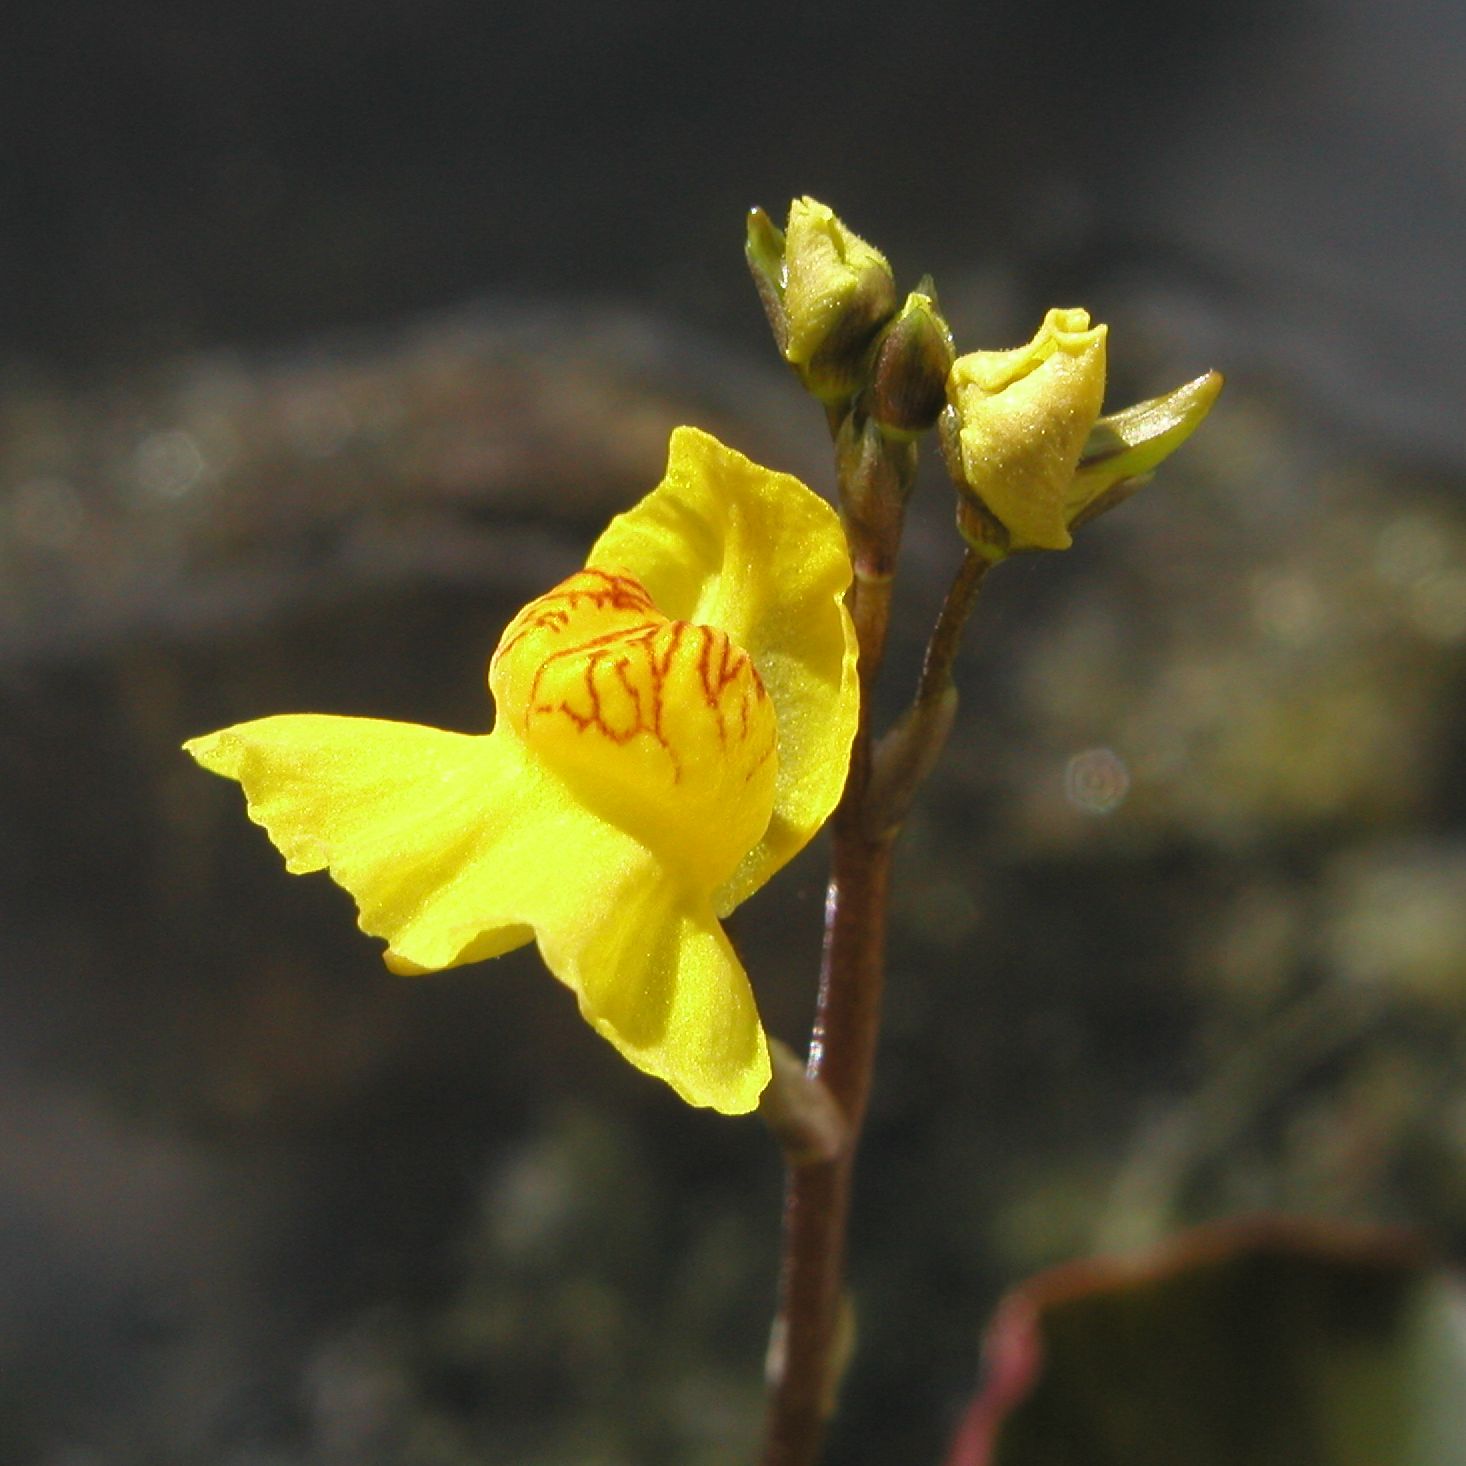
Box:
[863,547,991,839]
[914,547,989,709]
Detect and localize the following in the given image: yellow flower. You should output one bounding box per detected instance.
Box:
[185,427,859,1114]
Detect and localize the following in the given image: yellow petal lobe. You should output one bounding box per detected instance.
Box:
[543,873,770,1113]
[186,712,770,1112]
[185,715,541,966]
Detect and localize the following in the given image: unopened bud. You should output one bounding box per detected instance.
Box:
[868,284,956,439]
[944,307,1108,554]
[748,196,899,405]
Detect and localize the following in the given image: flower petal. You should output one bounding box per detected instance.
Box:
[544,872,771,1114]
[185,714,770,1112]
[586,426,858,912]
[186,715,608,969]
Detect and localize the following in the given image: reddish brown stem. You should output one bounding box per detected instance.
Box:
[913,548,989,711]
[760,565,896,1466]
[760,537,994,1464]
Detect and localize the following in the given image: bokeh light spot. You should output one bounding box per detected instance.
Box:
[1063,747,1131,816]
[134,429,206,499]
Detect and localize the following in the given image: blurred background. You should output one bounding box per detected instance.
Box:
[3,1,1465,1462]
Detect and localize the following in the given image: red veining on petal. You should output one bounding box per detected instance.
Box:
[493,567,657,667]
[495,568,776,804]
[527,623,686,780]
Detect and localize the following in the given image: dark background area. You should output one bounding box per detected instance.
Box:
[3,1,1465,1463]
[6,0,1463,470]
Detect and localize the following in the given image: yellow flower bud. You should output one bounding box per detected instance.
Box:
[747,196,898,404]
[944,307,1108,553]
